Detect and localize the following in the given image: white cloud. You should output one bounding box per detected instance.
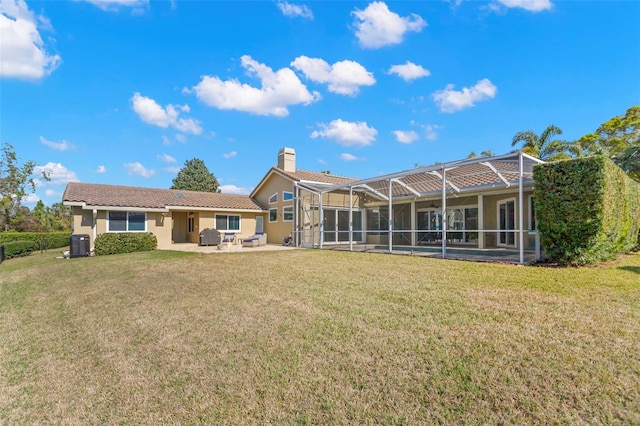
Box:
[96,165,106,173]
[291,56,375,96]
[22,193,39,203]
[311,119,377,147]
[494,0,552,12]
[80,0,149,12]
[124,162,155,177]
[432,78,497,113]
[277,1,313,19]
[340,153,363,162]
[219,184,251,195]
[190,55,321,117]
[34,162,79,186]
[424,124,441,141]
[164,166,180,174]
[131,92,202,134]
[393,130,419,144]
[317,158,328,165]
[0,0,61,80]
[388,61,430,82]
[352,2,426,49]
[175,133,187,143]
[157,153,176,163]
[223,151,237,159]
[39,136,75,151]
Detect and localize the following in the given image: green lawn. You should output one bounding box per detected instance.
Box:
[1,249,639,424]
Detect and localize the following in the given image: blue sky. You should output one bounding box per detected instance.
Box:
[1,0,639,206]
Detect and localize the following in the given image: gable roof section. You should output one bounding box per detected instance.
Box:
[250,166,357,197]
[63,182,267,212]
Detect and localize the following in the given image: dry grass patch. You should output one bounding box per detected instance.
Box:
[1,249,639,424]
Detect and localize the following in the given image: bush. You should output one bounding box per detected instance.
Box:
[533,156,640,265]
[94,232,157,256]
[0,231,71,250]
[2,240,38,259]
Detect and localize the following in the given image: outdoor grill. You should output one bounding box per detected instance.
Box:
[199,228,220,246]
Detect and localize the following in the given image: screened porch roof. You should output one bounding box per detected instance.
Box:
[296,152,544,201]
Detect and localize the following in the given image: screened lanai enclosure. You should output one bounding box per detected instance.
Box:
[291,152,544,264]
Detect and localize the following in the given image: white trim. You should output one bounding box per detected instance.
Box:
[107,211,147,233]
[283,206,293,222]
[283,191,294,203]
[214,213,242,232]
[269,208,278,223]
[165,206,266,213]
[496,197,517,247]
[269,192,278,204]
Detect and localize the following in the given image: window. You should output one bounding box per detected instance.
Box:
[108,211,146,232]
[269,208,278,223]
[216,214,241,231]
[187,212,195,233]
[269,193,278,204]
[283,191,293,202]
[498,199,516,247]
[283,206,293,222]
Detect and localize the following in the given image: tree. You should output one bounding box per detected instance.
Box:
[511,124,569,161]
[467,149,494,158]
[170,158,220,193]
[571,106,640,180]
[0,143,49,231]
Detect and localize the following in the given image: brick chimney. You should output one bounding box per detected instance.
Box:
[278,147,296,172]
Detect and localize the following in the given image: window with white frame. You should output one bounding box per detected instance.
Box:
[283,206,293,222]
[269,208,278,222]
[216,214,241,231]
[283,191,293,202]
[187,212,195,233]
[269,193,278,204]
[108,211,146,232]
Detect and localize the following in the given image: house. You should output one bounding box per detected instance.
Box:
[62,184,267,248]
[63,147,543,263]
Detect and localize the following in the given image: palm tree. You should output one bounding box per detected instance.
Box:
[511,124,569,161]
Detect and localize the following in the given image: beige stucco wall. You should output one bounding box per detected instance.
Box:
[253,173,295,243]
[71,208,263,248]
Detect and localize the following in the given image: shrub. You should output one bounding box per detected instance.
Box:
[3,240,38,259]
[0,231,71,250]
[94,232,157,256]
[533,155,640,265]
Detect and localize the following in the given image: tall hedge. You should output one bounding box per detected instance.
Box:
[94,232,157,256]
[0,231,71,250]
[533,156,640,265]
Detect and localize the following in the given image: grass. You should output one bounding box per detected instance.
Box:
[1,248,639,424]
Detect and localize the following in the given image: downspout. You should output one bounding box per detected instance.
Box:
[441,167,447,259]
[92,209,97,251]
[349,186,353,252]
[318,192,323,249]
[519,152,524,264]
[388,179,393,254]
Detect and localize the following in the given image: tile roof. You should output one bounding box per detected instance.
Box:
[63,182,267,211]
[273,167,357,185]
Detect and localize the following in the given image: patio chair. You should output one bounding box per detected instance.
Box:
[242,232,267,247]
[221,232,237,244]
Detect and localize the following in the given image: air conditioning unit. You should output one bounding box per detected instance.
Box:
[70,234,90,258]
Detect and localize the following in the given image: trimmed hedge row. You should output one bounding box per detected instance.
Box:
[0,231,72,250]
[94,232,157,256]
[2,241,38,259]
[533,155,640,266]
